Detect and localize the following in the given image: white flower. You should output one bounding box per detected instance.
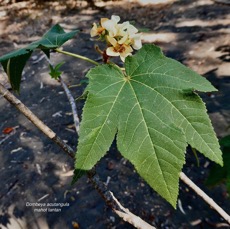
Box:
[90,15,142,61]
[119,21,138,35]
[101,15,120,37]
[117,21,142,50]
[106,36,133,62]
[129,33,142,50]
[90,22,105,37]
[90,23,99,37]
[90,17,113,38]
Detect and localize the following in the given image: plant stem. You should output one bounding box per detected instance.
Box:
[43,54,80,133]
[55,49,99,66]
[180,172,230,224]
[59,77,80,134]
[110,191,155,229]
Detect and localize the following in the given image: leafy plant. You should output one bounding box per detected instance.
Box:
[73,44,222,207]
[0,20,223,210]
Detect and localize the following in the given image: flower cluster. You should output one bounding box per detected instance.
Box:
[90,15,142,62]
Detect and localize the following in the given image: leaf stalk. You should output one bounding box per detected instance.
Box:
[55,49,99,66]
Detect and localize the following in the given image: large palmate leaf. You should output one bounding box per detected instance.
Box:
[74,44,222,207]
[0,24,78,92]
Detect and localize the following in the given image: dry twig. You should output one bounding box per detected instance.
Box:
[59,77,80,133]
[180,172,230,224]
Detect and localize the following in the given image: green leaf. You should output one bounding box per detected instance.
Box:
[74,44,222,207]
[1,52,32,93]
[49,61,65,79]
[0,24,78,92]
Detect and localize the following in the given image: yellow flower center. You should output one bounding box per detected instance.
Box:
[115,44,126,53]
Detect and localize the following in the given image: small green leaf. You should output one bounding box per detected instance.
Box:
[74,44,222,207]
[49,61,65,79]
[0,24,78,92]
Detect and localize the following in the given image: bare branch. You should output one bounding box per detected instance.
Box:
[88,172,156,229]
[180,172,230,225]
[43,53,80,133]
[110,192,156,229]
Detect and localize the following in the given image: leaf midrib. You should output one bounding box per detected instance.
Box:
[127,80,173,199]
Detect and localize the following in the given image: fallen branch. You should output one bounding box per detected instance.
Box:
[110,192,155,229]
[180,172,230,224]
[0,82,155,229]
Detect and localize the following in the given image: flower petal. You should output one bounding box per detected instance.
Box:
[133,39,142,50]
[124,45,133,54]
[102,20,118,37]
[106,36,118,47]
[106,47,120,57]
[127,24,138,34]
[118,34,128,44]
[100,18,108,25]
[130,34,142,50]
[120,51,132,62]
[90,23,98,37]
[120,22,138,34]
[111,15,120,23]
